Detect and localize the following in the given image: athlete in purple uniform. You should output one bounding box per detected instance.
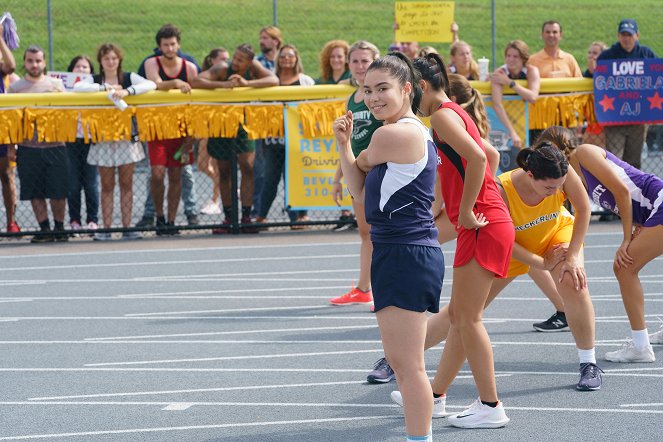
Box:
[540,126,663,363]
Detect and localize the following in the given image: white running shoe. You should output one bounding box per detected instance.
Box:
[649,326,663,345]
[604,339,655,363]
[390,390,446,418]
[200,200,222,215]
[447,398,510,429]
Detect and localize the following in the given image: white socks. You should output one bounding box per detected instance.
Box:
[631,329,651,348]
[577,347,596,364]
[406,434,432,441]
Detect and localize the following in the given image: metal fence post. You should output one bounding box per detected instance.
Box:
[47,0,54,71]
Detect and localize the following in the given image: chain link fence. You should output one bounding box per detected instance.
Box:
[1,0,662,239]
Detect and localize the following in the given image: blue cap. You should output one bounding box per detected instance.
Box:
[618,19,638,35]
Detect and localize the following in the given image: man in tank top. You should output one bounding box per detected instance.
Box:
[143,24,198,235]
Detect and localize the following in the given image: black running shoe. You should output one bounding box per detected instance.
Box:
[332,214,356,231]
[533,311,569,332]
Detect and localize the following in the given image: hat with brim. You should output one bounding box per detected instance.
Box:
[618,19,638,35]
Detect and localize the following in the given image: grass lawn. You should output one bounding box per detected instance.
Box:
[6,0,663,77]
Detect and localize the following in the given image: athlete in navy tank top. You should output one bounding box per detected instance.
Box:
[365,117,439,246]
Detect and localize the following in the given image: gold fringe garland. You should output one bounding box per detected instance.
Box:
[297,100,346,138]
[79,108,135,143]
[0,108,23,144]
[0,93,598,143]
[529,93,596,130]
[23,108,80,143]
[135,105,189,141]
[243,104,284,140]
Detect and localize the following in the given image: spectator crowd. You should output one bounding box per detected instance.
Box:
[0,18,658,243]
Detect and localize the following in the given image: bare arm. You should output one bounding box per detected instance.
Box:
[0,23,16,75]
[490,78,521,149]
[483,138,500,177]
[558,167,591,289]
[190,63,233,89]
[431,170,443,219]
[519,65,540,103]
[334,111,366,203]
[575,144,634,268]
[432,109,488,229]
[229,61,279,88]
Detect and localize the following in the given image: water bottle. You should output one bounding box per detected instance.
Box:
[107,90,128,111]
[478,57,490,81]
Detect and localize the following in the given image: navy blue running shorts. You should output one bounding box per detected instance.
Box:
[371,242,445,314]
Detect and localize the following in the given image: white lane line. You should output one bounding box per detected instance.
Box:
[3,252,652,274]
[0,340,386,344]
[0,315,381,321]
[1,367,661,376]
[161,402,195,411]
[0,407,661,441]
[0,299,32,304]
[0,337,659,345]
[118,286,351,298]
[0,254,360,273]
[5,400,663,414]
[620,402,663,407]
[0,338,649,345]
[0,315,656,322]
[0,415,400,440]
[84,325,380,341]
[143,268,361,280]
[29,380,371,400]
[0,401,404,408]
[0,241,364,260]
[84,349,387,367]
[83,339,641,367]
[124,305,333,317]
[21,369,659,402]
[0,294,634,301]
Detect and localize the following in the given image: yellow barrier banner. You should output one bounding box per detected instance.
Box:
[286,103,352,210]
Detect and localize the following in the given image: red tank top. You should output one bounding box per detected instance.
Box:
[155,57,188,82]
[432,101,511,226]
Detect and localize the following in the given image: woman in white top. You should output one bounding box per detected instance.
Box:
[74,43,156,240]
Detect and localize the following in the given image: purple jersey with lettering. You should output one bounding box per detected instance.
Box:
[364,117,439,246]
[580,150,663,227]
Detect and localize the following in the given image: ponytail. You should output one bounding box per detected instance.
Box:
[413,52,450,96]
[517,143,568,180]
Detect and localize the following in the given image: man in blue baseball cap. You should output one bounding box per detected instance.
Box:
[597,19,657,169]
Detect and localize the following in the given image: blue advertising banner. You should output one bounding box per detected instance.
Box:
[593,58,663,125]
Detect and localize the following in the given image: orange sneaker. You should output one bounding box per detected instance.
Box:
[330,287,373,306]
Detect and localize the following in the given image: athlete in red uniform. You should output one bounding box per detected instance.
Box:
[414,53,513,429]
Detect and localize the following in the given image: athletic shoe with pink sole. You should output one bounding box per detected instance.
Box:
[329,287,373,305]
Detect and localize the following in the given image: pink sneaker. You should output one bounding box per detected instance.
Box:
[330,287,373,306]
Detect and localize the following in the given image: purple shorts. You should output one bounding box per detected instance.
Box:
[0,145,7,158]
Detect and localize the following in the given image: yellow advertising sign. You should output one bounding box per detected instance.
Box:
[286,103,353,209]
[395,1,455,43]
